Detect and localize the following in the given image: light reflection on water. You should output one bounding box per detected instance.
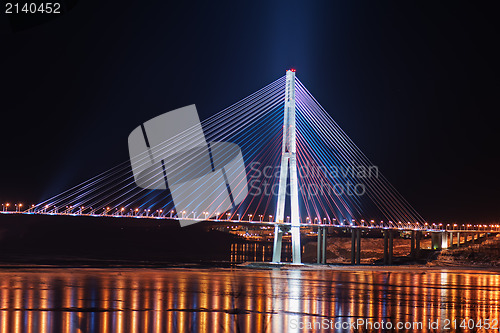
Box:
[230,242,294,262]
[0,268,498,332]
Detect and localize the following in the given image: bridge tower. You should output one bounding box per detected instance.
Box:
[272,69,301,264]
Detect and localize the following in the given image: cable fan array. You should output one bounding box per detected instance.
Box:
[31,75,424,228]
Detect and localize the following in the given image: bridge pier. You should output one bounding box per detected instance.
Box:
[272,226,284,263]
[416,231,421,253]
[410,230,415,258]
[383,230,394,265]
[322,227,327,264]
[431,232,445,250]
[432,233,439,250]
[456,232,460,248]
[317,228,321,264]
[410,230,421,258]
[442,232,449,249]
[449,232,454,248]
[317,227,327,264]
[356,229,361,265]
[351,229,356,264]
[350,229,362,265]
[389,230,394,264]
[431,232,450,250]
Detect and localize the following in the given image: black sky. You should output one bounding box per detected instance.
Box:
[0,1,499,223]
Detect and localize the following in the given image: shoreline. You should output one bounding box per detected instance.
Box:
[0,261,499,273]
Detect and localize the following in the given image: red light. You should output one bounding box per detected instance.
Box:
[290,68,296,72]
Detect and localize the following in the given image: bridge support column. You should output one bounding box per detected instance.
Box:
[383,230,394,265]
[322,227,327,264]
[272,226,284,263]
[416,231,421,254]
[317,228,322,264]
[389,230,394,265]
[356,229,361,265]
[449,232,454,248]
[351,229,356,265]
[316,227,327,264]
[431,232,442,250]
[442,232,449,249]
[383,231,388,265]
[457,232,460,248]
[410,230,416,258]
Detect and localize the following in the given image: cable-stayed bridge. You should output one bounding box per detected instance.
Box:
[4,70,499,264]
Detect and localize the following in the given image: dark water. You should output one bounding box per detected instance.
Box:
[0,267,499,332]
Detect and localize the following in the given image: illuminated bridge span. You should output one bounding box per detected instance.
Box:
[5,70,500,264]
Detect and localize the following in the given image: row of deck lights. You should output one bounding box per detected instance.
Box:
[2,203,23,212]
[4,203,500,232]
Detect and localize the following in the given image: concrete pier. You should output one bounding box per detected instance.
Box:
[410,230,421,258]
[389,230,393,264]
[416,231,421,253]
[383,230,394,265]
[351,229,356,264]
[410,230,415,257]
[322,227,326,264]
[316,227,327,264]
[356,229,361,264]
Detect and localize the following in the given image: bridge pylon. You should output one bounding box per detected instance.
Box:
[272,69,301,264]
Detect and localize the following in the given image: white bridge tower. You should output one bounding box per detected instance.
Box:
[272,69,301,264]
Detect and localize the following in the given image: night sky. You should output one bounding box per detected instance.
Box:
[1,1,499,223]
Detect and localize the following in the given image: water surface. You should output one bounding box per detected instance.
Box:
[0,267,499,332]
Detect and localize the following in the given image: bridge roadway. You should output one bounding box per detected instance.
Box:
[1,211,499,265]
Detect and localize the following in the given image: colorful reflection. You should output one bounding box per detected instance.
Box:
[0,268,498,332]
